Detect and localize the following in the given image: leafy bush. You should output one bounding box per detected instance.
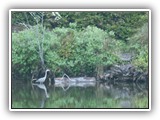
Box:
[45,25,119,76]
[12,20,149,80]
[12,25,120,79]
[12,28,40,79]
[128,23,149,71]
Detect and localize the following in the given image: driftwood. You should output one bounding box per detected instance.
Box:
[53,75,96,91]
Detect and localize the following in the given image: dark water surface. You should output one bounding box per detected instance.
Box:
[11,80,149,109]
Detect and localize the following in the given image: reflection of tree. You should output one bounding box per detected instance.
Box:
[31,83,49,108]
[95,81,148,108]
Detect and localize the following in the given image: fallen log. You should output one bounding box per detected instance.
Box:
[54,77,96,88]
[55,77,96,82]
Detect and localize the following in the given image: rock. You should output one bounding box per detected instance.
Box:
[118,53,134,61]
[99,64,148,82]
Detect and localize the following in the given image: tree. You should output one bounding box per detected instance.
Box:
[29,12,61,69]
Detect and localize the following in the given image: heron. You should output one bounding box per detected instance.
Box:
[36,69,50,84]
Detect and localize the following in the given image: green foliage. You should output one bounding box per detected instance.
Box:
[11,12,26,24]
[128,23,149,71]
[12,22,149,79]
[12,11,149,79]
[11,11,149,110]
[108,23,149,71]
[12,25,119,78]
[45,26,119,76]
[12,29,39,79]
[12,11,148,42]
[47,11,148,41]
[11,11,36,25]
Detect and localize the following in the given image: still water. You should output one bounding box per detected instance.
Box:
[11,79,149,109]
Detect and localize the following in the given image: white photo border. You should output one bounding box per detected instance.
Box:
[9,9,151,111]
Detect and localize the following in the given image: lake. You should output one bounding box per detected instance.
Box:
[11,79,149,109]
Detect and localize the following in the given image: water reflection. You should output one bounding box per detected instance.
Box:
[31,83,49,108]
[96,81,148,108]
[12,79,148,109]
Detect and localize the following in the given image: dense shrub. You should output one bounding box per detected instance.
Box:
[12,27,40,79]
[12,21,149,80]
[128,23,149,71]
[12,25,120,79]
[45,25,119,76]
